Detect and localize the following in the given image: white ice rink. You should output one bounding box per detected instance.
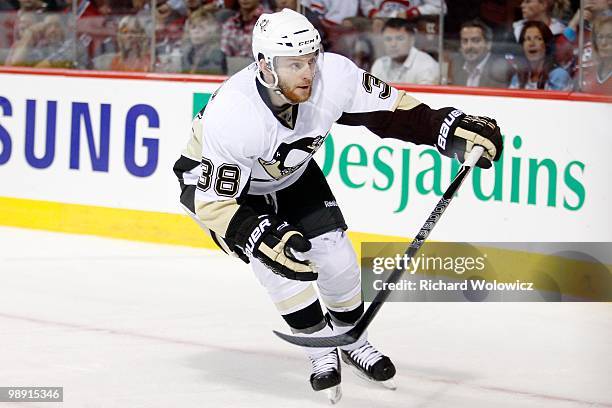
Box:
[1,226,611,408]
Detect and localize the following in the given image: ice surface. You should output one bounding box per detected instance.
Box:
[1,227,610,408]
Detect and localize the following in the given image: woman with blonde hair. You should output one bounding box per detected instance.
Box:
[110,15,151,71]
[556,0,611,68]
[579,16,612,94]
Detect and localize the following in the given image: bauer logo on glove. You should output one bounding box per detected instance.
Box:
[435,109,503,169]
[239,214,317,281]
[244,217,273,258]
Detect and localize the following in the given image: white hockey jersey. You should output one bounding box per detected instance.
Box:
[190,52,410,202]
[176,51,448,243]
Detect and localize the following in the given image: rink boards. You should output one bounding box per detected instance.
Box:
[0,68,611,249]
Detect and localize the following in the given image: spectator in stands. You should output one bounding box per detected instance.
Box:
[5,13,44,66]
[34,13,89,67]
[360,0,446,20]
[300,0,358,25]
[185,0,203,15]
[451,19,510,88]
[70,0,117,67]
[12,10,40,40]
[513,0,567,41]
[578,15,612,94]
[181,7,225,74]
[59,0,112,17]
[331,16,375,71]
[167,0,187,16]
[110,15,150,71]
[371,17,439,84]
[551,0,572,21]
[9,0,46,43]
[509,20,572,90]
[131,0,148,14]
[556,0,611,69]
[131,0,155,35]
[6,13,88,68]
[155,0,185,46]
[185,0,222,17]
[221,0,267,60]
[0,16,15,59]
[275,0,329,49]
[17,0,46,13]
[154,0,185,72]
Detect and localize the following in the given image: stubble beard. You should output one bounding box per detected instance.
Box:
[279,81,312,104]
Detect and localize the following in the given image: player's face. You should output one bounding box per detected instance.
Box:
[460,27,490,63]
[523,26,546,63]
[382,27,413,60]
[275,52,318,103]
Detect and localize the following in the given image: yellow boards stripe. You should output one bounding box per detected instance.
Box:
[1,196,610,301]
[0,196,214,248]
[0,196,407,251]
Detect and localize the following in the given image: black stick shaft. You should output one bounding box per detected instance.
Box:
[274,146,485,347]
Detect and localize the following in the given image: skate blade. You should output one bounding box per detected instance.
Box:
[325,385,342,404]
[381,379,397,390]
[348,365,397,390]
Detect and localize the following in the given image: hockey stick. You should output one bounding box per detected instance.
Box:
[273,146,485,347]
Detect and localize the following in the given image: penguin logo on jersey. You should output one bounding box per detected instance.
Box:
[258,18,269,32]
[258,135,325,180]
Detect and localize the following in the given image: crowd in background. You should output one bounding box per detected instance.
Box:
[0,0,610,94]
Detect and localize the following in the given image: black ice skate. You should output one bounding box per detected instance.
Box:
[309,348,342,404]
[340,341,397,390]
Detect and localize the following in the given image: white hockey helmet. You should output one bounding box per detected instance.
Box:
[252,8,322,88]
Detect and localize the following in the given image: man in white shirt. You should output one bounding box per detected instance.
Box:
[371,18,439,84]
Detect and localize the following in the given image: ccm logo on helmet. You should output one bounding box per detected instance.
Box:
[298,39,316,46]
[437,109,463,150]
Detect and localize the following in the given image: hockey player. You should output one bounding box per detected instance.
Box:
[173,8,502,402]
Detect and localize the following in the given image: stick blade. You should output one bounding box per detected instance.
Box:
[272,328,360,347]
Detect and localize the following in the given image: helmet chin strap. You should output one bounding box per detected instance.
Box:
[256,59,297,105]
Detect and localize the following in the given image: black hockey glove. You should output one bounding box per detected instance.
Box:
[435,109,503,169]
[236,214,316,281]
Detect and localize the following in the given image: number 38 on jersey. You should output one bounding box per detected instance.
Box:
[197,157,241,198]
